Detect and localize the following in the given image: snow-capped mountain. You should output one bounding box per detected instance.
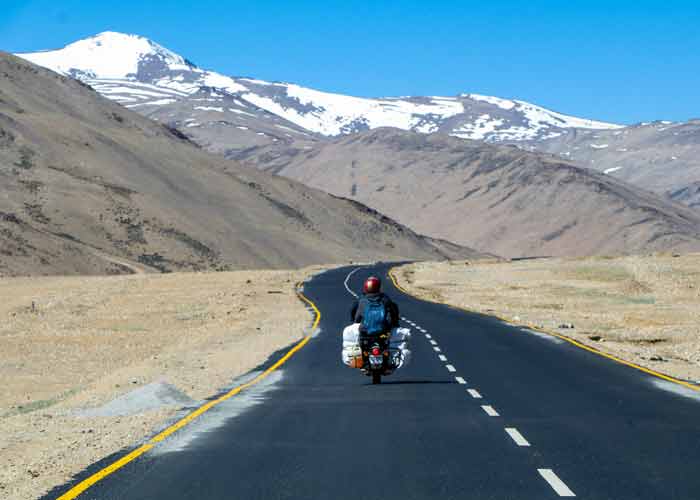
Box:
[17,32,623,148]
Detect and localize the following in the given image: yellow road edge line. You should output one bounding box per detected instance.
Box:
[388,266,699,393]
[56,444,153,500]
[56,281,321,500]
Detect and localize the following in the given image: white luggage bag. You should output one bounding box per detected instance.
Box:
[341,323,412,370]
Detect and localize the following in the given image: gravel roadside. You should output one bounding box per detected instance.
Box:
[395,254,700,384]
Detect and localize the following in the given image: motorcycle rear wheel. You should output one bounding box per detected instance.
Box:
[372,372,381,385]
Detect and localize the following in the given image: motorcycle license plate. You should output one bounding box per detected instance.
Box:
[369,354,383,366]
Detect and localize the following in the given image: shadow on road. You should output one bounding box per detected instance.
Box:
[372,380,456,386]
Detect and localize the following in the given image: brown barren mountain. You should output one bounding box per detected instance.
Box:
[523,120,700,208]
[0,53,478,276]
[235,128,700,258]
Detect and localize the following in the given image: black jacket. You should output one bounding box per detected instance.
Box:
[350,292,400,331]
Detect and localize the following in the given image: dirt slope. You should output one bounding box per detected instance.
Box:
[0,53,478,276]
[236,128,700,258]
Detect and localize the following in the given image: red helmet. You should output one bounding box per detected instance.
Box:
[363,276,381,294]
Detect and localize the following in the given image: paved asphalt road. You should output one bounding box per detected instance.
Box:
[47,263,700,500]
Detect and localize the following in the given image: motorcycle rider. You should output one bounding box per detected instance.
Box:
[350,276,400,335]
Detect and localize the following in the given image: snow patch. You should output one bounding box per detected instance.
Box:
[243,84,464,136]
[200,72,247,93]
[98,87,174,98]
[453,114,505,140]
[238,77,277,85]
[467,93,517,110]
[127,98,177,106]
[414,122,440,133]
[275,124,298,132]
[92,79,188,96]
[229,108,256,117]
[515,101,622,131]
[604,166,624,174]
[194,106,224,112]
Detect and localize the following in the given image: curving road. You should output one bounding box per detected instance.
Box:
[46,263,700,499]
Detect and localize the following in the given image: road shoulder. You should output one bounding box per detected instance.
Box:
[392,256,700,386]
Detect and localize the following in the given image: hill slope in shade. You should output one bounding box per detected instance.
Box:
[235,128,700,258]
[0,53,478,276]
[17,32,621,152]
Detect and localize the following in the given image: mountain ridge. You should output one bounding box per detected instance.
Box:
[234,127,700,258]
[20,32,700,213]
[522,119,700,209]
[17,31,623,145]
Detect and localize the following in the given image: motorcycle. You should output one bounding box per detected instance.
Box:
[342,324,411,384]
[360,333,393,385]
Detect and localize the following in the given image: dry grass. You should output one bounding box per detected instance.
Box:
[0,266,324,500]
[397,254,700,382]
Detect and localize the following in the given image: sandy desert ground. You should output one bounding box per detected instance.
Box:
[1,267,324,500]
[396,254,700,384]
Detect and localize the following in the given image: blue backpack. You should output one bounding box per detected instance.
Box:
[361,296,389,335]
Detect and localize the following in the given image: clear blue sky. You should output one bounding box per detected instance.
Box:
[1,0,699,124]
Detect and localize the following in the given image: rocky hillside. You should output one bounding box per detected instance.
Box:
[0,53,478,276]
[235,128,700,258]
[523,120,700,208]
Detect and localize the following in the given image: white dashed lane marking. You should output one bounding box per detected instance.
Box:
[399,313,575,498]
[505,428,530,447]
[538,469,576,497]
[467,389,482,399]
[343,267,361,298]
[481,405,499,417]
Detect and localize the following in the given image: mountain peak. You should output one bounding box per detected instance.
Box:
[18,31,192,80]
[85,31,146,41]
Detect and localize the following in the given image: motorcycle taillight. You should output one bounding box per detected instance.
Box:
[371,347,381,356]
